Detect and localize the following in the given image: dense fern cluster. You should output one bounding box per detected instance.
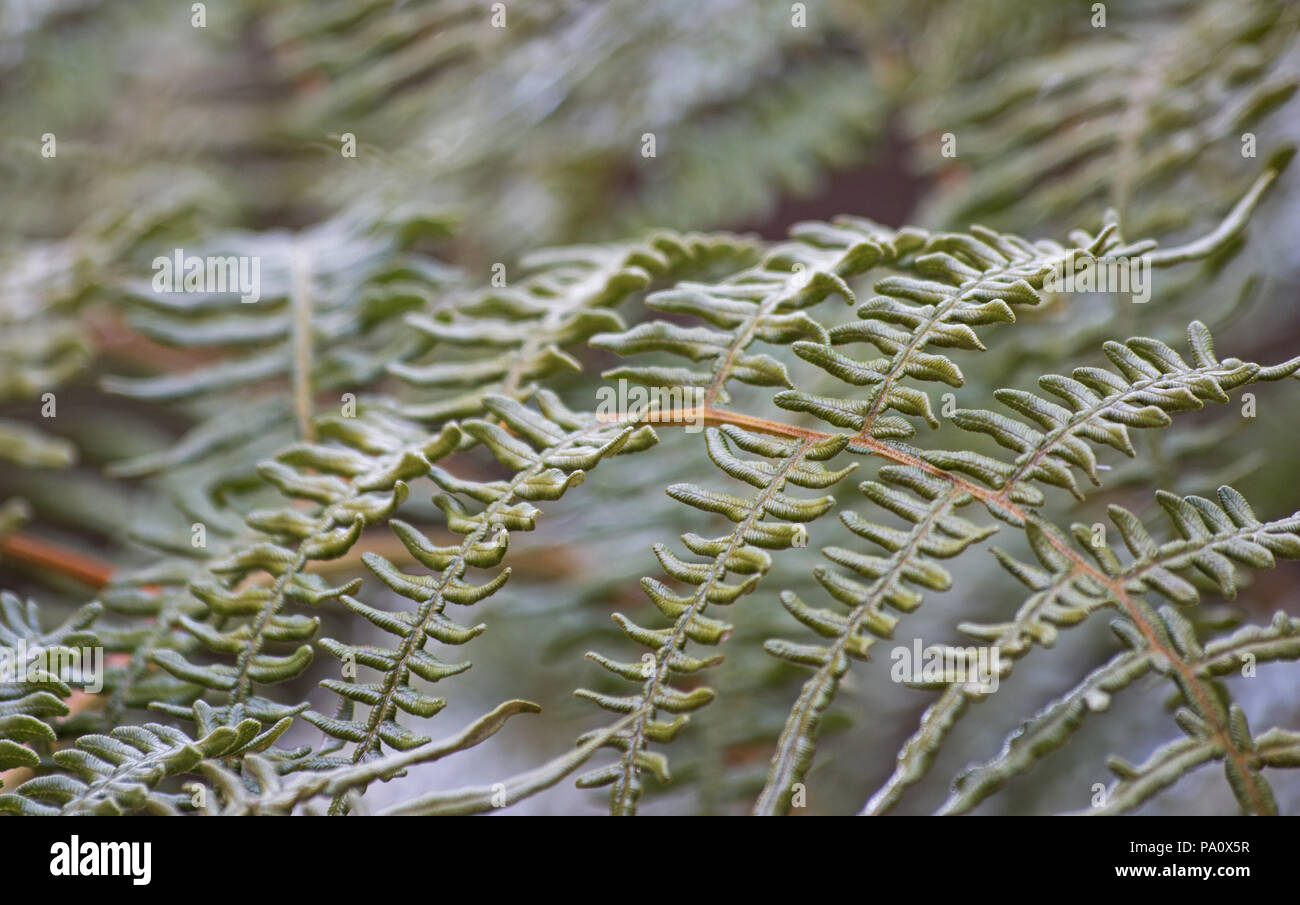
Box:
[2,0,1300,816]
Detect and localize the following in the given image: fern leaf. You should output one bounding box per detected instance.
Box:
[593,217,922,408]
[1080,698,1300,816]
[869,485,1300,815]
[914,0,1298,233]
[576,426,848,814]
[754,474,994,814]
[151,415,461,721]
[102,213,456,479]
[945,321,1300,506]
[304,394,654,813]
[394,233,759,423]
[0,701,291,816]
[195,699,542,815]
[782,223,1098,432]
[0,591,101,767]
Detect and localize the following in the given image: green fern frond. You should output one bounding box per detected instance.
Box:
[941,321,1300,508]
[267,0,889,249]
[6,3,1300,820]
[868,485,1300,815]
[393,232,758,424]
[304,394,655,794]
[0,591,101,768]
[194,699,543,815]
[150,414,462,722]
[593,217,922,406]
[914,0,1299,234]
[0,700,293,816]
[1083,703,1300,816]
[946,610,1300,815]
[745,200,1296,814]
[94,566,209,724]
[575,426,847,814]
[0,191,198,469]
[540,169,1298,814]
[779,223,1104,432]
[754,473,994,814]
[102,213,456,481]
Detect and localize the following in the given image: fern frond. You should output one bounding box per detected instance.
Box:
[270,0,889,249]
[944,610,1300,815]
[943,320,1300,507]
[195,699,543,815]
[0,205,179,402]
[594,217,922,407]
[781,163,1288,448]
[393,232,758,424]
[1082,707,1300,816]
[754,473,994,814]
[0,191,199,470]
[95,566,209,723]
[868,485,1300,815]
[102,212,456,480]
[305,394,655,790]
[151,414,462,722]
[780,223,1108,432]
[914,0,1299,234]
[0,591,101,768]
[752,317,1294,809]
[567,173,1295,815]
[7,0,1300,822]
[0,700,292,816]
[576,426,849,814]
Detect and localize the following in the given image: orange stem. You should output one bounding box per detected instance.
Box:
[0,533,116,589]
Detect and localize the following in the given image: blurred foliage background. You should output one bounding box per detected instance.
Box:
[1,0,1299,814]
